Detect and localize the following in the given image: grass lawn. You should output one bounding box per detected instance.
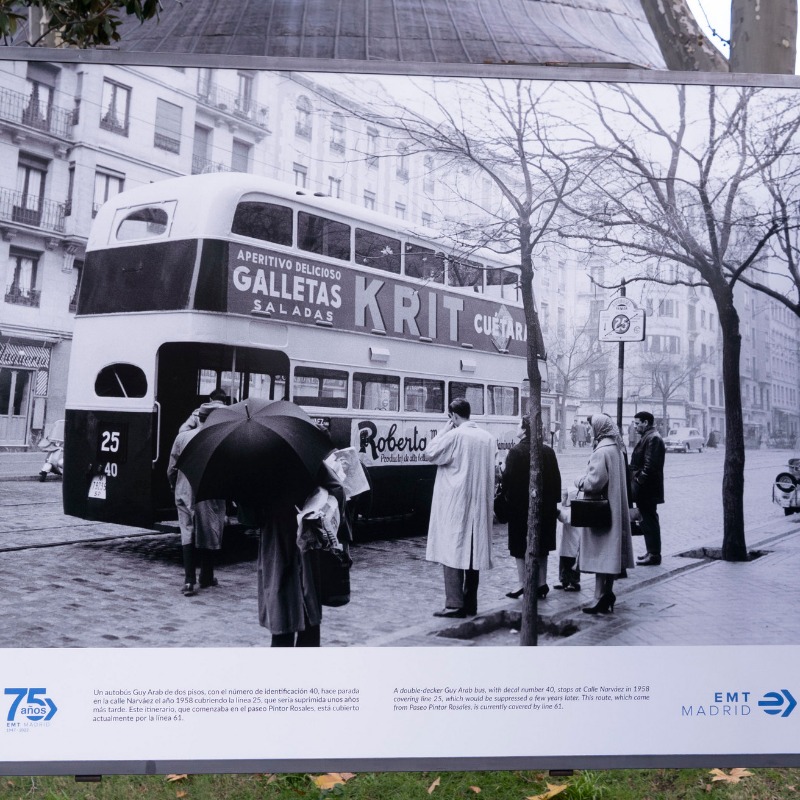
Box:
[1,769,799,800]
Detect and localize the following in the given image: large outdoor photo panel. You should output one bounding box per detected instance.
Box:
[1,52,800,773]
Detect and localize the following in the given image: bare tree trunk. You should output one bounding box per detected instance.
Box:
[519,227,543,646]
[640,0,729,71]
[730,0,798,73]
[716,288,749,561]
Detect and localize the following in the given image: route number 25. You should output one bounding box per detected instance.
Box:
[100,431,120,453]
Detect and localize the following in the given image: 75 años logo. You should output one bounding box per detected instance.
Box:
[4,688,58,722]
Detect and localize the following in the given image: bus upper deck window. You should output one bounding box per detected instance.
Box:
[232,201,293,246]
[448,258,484,293]
[486,267,519,300]
[95,363,147,398]
[355,229,400,274]
[404,243,444,283]
[298,212,351,261]
[116,207,169,241]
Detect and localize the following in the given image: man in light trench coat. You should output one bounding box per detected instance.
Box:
[424,397,496,618]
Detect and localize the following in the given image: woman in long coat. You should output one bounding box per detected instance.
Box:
[575,414,635,614]
[502,416,561,599]
[254,463,347,647]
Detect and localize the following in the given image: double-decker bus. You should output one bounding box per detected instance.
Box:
[63,173,543,533]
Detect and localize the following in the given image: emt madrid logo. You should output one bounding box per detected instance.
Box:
[681,689,796,718]
[4,688,58,729]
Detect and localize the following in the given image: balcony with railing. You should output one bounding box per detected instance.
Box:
[196,83,269,129]
[191,155,231,175]
[0,188,65,233]
[5,285,41,307]
[0,86,74,138]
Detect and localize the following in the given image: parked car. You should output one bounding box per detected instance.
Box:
[664,427,705,453]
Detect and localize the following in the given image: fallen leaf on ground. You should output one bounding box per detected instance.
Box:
[709,768,754,784]
[428,776,441,793]
[312,773,355,790]
[526,783,568,800]
[469,787,481,793]
[166,775,188,783]
[176,791,187,798]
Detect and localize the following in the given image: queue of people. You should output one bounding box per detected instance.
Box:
[168,388,667,642]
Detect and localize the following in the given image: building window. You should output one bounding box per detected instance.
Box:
[421,211,432,227]
[423,155,435,194]
[5,249,40,307]
[69,260,83,312]
[236,71,254,116]
[192,125,213,174]
[154,98,182,153]
[328,176,342,199]
[23,79,53,131]
[367,127,378,169]
[93,170,124,218]
[658,298,678,317]
[293,163,307,189]
[231,139,251,173]
[540,302,549,330]
[330,112,345,152]
[100,79,130,135]
[363,190,376,210]
[396,144,409,181]
[197,68,214,99]
[394,202,406,220]
[14,154,47,227]
[295,95,312,138]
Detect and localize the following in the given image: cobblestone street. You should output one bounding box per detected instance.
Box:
[0,447,798,648]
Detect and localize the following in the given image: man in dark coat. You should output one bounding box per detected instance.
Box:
[630,411,666,566]
[502,416,561,599]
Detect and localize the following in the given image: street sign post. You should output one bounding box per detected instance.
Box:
[598,287,646,430]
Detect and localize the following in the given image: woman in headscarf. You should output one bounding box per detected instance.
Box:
[574,413,635,614]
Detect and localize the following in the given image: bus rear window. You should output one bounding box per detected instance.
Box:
[116,207,170,241]
[405,243,444,282]
[293,366,348,408]
[352,373,400,411]
[298,213,351,261]
[404,378,444,413]
[488,385,519,416]
[232,201,293,246]
[95,363,147,398]
[355,229,401,273]
[449,382,484,415]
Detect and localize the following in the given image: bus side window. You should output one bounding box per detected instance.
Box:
[449,381,485,415]
[485,267,520,301]
[487,385,519,416]
[293,366,348,408]
[355,229,401,273]
[404,378,444,414]
[95,363,148,398]
[352,372,400,411]
[298,212,351,262]
[231,201,293,246]
[404,243,444,283]
[448,258,484,293]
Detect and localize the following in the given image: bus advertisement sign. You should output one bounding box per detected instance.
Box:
[229,245,528,356]
[353,418,522,467]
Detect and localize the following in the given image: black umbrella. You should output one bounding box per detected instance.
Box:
[176,399,334,504]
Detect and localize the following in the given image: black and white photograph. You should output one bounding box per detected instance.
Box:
[1,54,799,653]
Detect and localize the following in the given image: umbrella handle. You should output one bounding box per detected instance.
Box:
[245,404,251,420]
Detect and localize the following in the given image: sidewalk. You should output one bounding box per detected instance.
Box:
[2,449,798,648]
